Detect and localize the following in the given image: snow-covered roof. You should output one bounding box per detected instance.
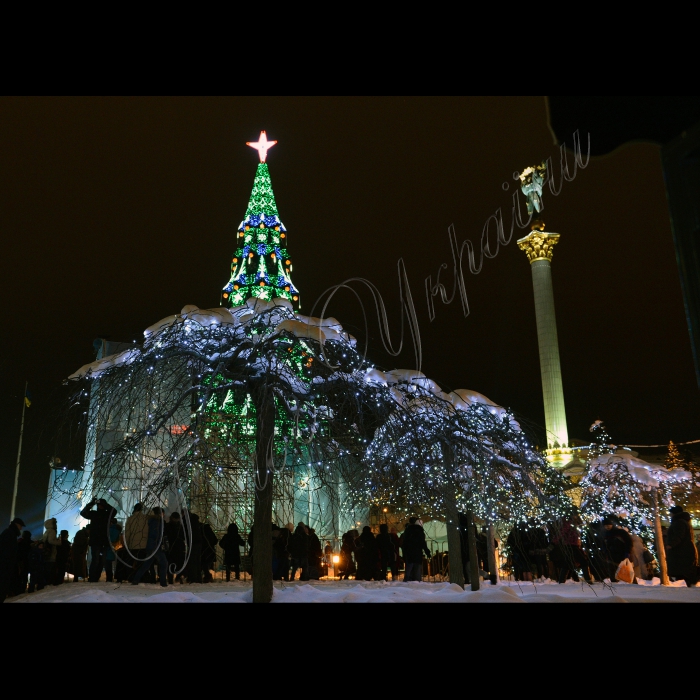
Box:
[590,452,692,488]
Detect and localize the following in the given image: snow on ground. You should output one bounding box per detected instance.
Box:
[6,578,700,603]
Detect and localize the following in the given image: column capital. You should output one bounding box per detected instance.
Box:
[517,230,561,264]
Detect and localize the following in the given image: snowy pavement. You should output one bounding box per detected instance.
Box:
[6,577,700,603]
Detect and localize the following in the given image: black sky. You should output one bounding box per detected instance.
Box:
[1,96,697,529]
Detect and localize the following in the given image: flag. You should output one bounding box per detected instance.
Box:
[24,386,32,408]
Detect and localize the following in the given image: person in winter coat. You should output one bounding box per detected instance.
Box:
[80,497,116,582]
[507,523,533,581]
[339,531,358,580]
[602,517,633,581]
[401,517,431,581]
[476,526,500,580]
[271,524,282,578]
[457,514,472,582]
[125,503,149,580]
[376,524,396,581]
[308,527,323,580]
[130,508,169,587]
[15,530,32,595]
[114,524,132,584]
[54,530,72,585]
[186,512,203,583]
[71,526,89,581]
[665,506,699,586]
[355,526,381,581]
[389,527,402,579]
[42,518,62,585]
[527,525,549,580]
[0,517,25,602]
[219,522,245,581]
[627,529,652,581]
[165,512,186,584]
[549,516,592,584]
[27,539,46,593]
[273,526,291,581]
[289,523,310,581]
[201,520,218,583]
[103,520,121,583]
[322,540,333,577]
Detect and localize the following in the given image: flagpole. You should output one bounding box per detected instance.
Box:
[11,380,27,521]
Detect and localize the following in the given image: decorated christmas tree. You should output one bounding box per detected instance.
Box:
[587,419,614,459]
[580,431,692,552]
[664,440,700,513]
[664,440,687,471]
[221,131,300,310]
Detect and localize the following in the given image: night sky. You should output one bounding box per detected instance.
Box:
[2,96,697,530]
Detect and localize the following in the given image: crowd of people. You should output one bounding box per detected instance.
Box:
[505,505,700,587]
[0,500,229,599]
[335,518,432,582]
[0,507,442,597]
[2,499,699,602]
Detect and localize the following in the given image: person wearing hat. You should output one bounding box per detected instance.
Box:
[80,497,116,582]
[0,517,25,603]
[42,517,62,584]
[665,505,698,586]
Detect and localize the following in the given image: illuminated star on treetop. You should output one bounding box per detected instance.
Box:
[246,130,277,163]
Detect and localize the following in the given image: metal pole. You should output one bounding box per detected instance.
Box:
[11,381,28,521]
[467,511,480,591]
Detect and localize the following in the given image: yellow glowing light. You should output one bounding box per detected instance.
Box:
[333,555,339,564]
[519,166,534,181]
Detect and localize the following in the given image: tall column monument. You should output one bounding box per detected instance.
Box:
[517,164,570,467]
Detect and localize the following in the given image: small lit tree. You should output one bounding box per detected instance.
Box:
[664,440,700,517]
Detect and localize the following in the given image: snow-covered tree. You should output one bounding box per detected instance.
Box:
[580,451,692,546]
[357,380,572,526]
